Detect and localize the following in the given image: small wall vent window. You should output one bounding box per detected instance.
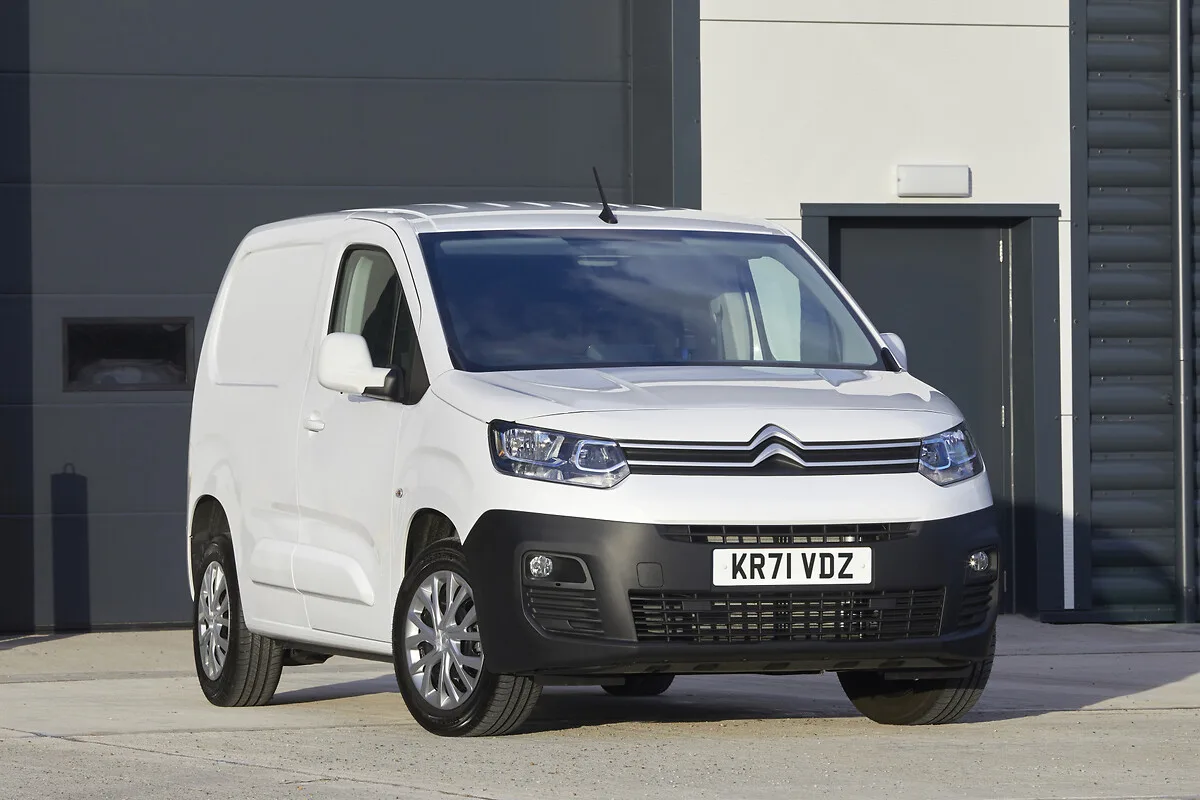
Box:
[64,318,193,391]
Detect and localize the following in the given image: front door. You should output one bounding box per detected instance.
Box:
[830,221,1013,608]
[294,237,416,642]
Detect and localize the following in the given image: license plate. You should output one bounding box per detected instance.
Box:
[712,548,873,587]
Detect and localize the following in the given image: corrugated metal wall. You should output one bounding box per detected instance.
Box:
[1085,0,1179,619]
[1192,1,1200,621]
[1,0,700,633]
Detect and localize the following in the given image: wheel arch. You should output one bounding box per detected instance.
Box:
[404,507,462,571]
[189,495,230,597]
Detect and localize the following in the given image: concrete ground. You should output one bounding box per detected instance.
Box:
[1,617,1198,800]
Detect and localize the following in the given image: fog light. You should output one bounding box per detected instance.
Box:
[968,550,991,572]
[528,554,554,579]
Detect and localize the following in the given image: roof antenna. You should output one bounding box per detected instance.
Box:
[592,166,618,224]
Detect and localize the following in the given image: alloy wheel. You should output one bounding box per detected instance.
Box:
[197,560,231,680]
[402,570,484,710]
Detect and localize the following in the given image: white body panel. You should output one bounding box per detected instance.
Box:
[189,231,335,631]
[187,204,994,654]
[292,223,418,642]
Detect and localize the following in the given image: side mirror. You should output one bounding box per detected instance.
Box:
[880,332,908,372]
[317,333,404,401]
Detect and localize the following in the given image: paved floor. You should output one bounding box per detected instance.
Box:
[1,617,1198,800]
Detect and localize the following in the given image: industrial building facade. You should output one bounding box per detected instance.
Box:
[2,0,1196,632]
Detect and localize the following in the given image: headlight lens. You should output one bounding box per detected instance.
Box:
[919,424,984,486]
[489,421,629,489]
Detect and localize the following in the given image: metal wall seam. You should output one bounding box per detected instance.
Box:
[1174,0,1197,622]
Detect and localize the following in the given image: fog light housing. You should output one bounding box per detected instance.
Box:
[967,550,991,573]
[528,554,555,579]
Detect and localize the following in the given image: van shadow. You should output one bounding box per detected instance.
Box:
[271,674,400,705]
[263,614,1199,732]
[522,623,1200,733]
[266,499,1199,730]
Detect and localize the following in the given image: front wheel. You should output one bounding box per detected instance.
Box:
[838,626,996,725]
[393,544,541,737]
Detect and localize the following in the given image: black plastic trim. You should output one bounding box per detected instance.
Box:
[275,640,393,665]
[462,507,1000,675]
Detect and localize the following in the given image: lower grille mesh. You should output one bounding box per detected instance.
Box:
[662,522,915,545]
[524,586,604,638]
[630,588,945,643]
[958,577,996,630]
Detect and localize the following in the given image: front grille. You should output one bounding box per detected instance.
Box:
[524,586,604,638]
[662,522,916,545]
[630,588,945,643]
[958,577,996,630]
[621,425,920,477]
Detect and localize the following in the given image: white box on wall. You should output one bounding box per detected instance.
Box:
[896,165,972,198]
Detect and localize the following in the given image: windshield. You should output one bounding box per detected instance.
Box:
[419,229,883,372]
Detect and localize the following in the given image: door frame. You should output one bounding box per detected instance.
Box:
[800,203,1063,616]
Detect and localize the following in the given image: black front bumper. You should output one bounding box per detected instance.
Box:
[462,508,1000,676]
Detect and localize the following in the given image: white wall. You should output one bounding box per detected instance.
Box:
[700,0,1076,605]
[700,0,1070,221]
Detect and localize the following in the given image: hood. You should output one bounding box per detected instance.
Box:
[432,366,964,443]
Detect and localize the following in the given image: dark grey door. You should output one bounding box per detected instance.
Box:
[831,222,1012,605]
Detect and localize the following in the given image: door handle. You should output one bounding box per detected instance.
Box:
[303,414,325,433]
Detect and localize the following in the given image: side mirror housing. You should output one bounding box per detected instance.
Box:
[316,333,404,401]
[880,332,908,372]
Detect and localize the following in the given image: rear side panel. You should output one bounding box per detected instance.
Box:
[188,235,329,630]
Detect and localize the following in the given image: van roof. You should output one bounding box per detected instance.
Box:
[249,202,786,238]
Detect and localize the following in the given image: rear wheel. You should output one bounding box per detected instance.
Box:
[838,626,995,725]
[193,537,283,707]
[603,674,675,697]
[393,544,541,736]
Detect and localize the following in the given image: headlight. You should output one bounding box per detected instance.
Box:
[919,424,984,486]
[489,421,630,489]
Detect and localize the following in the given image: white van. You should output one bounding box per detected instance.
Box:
[187,202,998,736]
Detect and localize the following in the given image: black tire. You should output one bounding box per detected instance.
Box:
[602,674,675,697]
[392,544,541,737]
[193,536,284,707]
[838,625,996,725]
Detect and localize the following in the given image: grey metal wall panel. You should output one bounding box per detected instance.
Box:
[1190,0,1200,621]
[5,1,703,632]
[29,1,626,82]
[21,513,190,629]
[30,76,627,189]
[0,75,29,185]
[0,406,34,516]
[28,185,605,297]
[1088,76,1174,109]
[32,405,190,516]
[1090,266,1174,298]
[1089,1,1172,32]
[0,0,33,633]
[1090,193,1173,225]
[1084,0,1178,618]
[74,516,191,626]
[1090,382,1173,414]
[1091,456,1175,488]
